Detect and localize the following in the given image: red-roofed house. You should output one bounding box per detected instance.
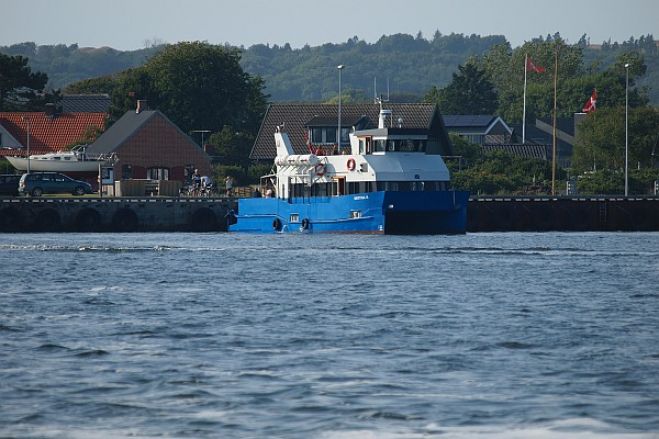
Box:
[0,111,107,157]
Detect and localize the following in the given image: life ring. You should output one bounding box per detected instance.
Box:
[301,218,310,230]
[347,158,356,171]
[314,163,326,176]
[272,218,282,231]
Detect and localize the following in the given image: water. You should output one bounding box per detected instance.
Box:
[1,232,658,439]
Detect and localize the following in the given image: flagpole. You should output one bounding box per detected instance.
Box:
[551,45,559,196]
[523,53,528,144]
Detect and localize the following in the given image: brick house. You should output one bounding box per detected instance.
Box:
[86,102,212,182]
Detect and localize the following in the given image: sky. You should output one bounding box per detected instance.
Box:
[1,0,658,51]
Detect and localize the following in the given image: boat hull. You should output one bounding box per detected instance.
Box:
[229,190,469,234]
[6,156,106,173]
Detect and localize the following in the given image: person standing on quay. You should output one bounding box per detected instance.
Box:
[225,175,233,197]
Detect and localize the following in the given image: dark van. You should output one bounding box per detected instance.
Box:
[0,174,21,196]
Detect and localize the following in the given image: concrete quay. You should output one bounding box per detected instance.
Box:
[2,195,658,233]
[0,197,234,233]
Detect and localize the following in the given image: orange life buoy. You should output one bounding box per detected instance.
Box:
[314,163,326,176]
[347,158,356,171]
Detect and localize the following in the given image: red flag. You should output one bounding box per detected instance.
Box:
[526,57,545,73]
[582,89,598,113]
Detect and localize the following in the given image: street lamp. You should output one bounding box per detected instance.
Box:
[21,116,31,173]
[625,63,630,197]
[337,65,344,153]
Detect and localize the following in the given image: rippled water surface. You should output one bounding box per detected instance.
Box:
[1,232,659,439]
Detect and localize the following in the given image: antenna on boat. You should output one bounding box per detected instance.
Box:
[373,77,390,104]
[374,77,393,127]
[387,77,390,102]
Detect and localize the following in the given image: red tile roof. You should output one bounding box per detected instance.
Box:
[0,112,107,156]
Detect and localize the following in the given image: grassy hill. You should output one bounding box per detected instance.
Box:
[2,33,658,104]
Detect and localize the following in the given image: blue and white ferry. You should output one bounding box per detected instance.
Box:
[230,105,469,234]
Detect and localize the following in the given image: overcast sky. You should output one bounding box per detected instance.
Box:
[2,0,657,50]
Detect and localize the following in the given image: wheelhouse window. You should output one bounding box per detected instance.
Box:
[385,139,426,152]
[147,167,169,180]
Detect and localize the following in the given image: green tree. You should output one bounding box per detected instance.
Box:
[573,106,659,172]
[479,37,585,122]
[109,67,155,122]
[207,125,254,168]
[424,61,498,114]
[64,75,116,95]
[451,149,555,195]
[98,42,267,138]
[0,53,48,110]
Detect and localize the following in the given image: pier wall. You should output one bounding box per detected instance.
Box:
[468,196,659,232]
[0,198,234,233]
[1,196,658,233]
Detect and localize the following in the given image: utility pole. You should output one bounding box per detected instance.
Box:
[551,45,560,196]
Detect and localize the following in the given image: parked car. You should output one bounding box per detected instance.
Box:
[19,172,93,197]
[0,174,21,196]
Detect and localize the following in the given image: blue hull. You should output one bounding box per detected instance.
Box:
[229,191,469,234]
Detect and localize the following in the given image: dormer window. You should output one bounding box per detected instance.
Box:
[326,128,337,144]
[310,127,337,144]
[311,128,323,143]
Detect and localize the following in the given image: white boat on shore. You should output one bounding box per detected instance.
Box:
[6,146,110,173]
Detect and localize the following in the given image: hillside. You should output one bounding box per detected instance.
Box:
[1,33,658,104]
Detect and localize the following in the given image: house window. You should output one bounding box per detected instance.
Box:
[325,128,336,144]
[465,134,484,145]
[122,165,133,179]
[311,128,323,143]
[147,167,169,180]
[340,128,350,144]
[290,214,300,223]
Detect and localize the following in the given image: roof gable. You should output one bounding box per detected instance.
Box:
[0,112,107,155]
[87,109,202,156]
[87,110,159,154]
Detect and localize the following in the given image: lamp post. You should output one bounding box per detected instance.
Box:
[337,64,344,153]
[21,116,31,174]
[624,63,630,197]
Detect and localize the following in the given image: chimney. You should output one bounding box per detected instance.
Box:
[45,103,56,117]
[136,100,148,114]
[574,112,587,141]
